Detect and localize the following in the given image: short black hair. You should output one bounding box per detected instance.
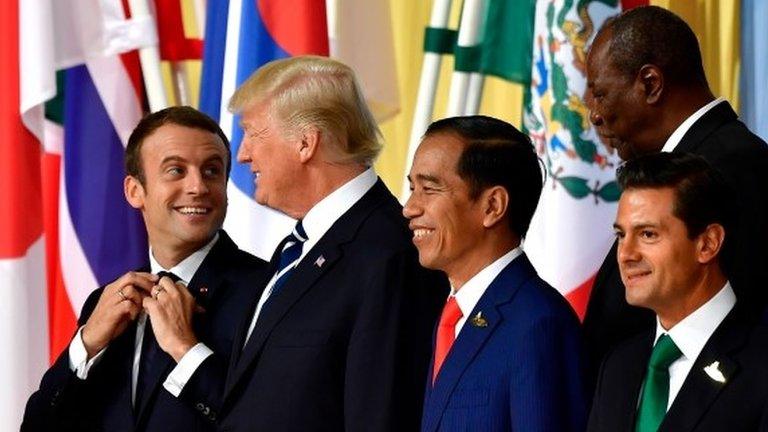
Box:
[424,115,543,237]
[125,106,231,185]
[617,152,734,252]
[599,6,708,87]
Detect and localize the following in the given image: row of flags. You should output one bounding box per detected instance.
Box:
[1,0,766,430]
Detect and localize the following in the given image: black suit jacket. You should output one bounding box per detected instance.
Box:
[583,101,768,382]
[180,179,448,431]
[588,307,768,432]
[21,231,267,432]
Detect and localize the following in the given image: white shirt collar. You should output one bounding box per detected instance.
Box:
[149,232,219,285]
[661,98,725,153]
[654,281,736,363]
[299,167,377,259]
[452,247,524,319]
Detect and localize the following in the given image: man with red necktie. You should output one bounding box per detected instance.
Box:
[405,115,587,432]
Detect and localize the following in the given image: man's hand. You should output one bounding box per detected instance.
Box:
[141,276,201,362]
[81,272,157,358]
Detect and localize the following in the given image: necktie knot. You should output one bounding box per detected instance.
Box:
[649,334,682,370]
[157,271,181,283]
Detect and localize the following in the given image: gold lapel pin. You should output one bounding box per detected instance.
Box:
[470,311,487,328]
[704,361,726,383]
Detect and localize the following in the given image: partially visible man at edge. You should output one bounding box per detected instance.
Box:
[22,106,268,431]
[139,56,448,431]
[582,5,768,382]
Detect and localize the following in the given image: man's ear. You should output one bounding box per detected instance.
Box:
[298,127,320,164]
[481,186,509,229]
[696,223,725,265]
[638,64,664,105]
[124,175,145,210]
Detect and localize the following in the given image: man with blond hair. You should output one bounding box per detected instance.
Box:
[152,56,447,431]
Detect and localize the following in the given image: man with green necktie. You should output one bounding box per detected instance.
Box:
[587,152,768,432]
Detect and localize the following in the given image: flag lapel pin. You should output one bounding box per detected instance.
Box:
[314,255,326,268]
[704,361,726,384]
[470,311,487,328]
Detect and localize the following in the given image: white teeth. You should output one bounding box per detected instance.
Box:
[413,229,433,238]
[178,207,209,215]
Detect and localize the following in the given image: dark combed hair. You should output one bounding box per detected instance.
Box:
[599,5,708,87]
[424,115,543,238]
[617,152,735,253]
[125,106,231,184]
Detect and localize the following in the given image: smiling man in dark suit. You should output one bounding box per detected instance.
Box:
[21,107,268,431]
[582,5,768,380]
[162,56,447,431]
[588,152,768,432]
[406,116,587,432]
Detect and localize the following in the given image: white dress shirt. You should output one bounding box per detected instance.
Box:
[243,168,378,345]
[68,233,219,404]
[661,98,725,153]
[450,247,523,337]
[652,281,736,410]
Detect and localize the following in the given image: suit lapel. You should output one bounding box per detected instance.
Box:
[225,180,392,399]
[421,255,536,432]
[615,333,655,431]
[674,101,737,154]
[660,312,746,432]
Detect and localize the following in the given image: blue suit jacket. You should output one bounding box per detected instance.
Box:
[21,231,268,432]
[421,253,588,432]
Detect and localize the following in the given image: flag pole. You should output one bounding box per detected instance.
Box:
[128,0,169,112]
[400,0,454,200]
[446,0,486,116]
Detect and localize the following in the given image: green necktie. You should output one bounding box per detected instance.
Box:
[635,334,683,432]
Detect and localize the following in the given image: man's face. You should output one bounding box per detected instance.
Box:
[614,187,701,314]
[125,123,228,252]
[237,102,304,217]
[403,133,486,278]
[586,32,657,160]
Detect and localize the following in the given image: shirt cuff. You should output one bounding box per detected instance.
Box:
[68,327,108,379]
[162,343,214,397]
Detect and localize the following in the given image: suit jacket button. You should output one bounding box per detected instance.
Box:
[196,402,205,411]
[203,407,210,415]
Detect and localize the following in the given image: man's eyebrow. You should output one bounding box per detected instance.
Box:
[160,155,187,165]
[416,173,442,184]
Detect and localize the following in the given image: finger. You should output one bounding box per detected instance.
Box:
[117,285,142,306]
[142,296,159,314]
[130,274,161,294]
[157,277,182,298]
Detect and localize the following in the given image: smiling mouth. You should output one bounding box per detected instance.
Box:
[175,206,211,215]
[623,270,651,283]
[412,228,434,239]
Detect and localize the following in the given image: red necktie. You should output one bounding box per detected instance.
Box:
[432,296,463,383]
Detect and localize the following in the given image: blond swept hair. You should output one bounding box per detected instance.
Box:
[229,56,382,166]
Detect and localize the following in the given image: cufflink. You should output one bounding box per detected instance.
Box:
[470,311,488,328]
[704,361,726,383]
[199,286,208,296]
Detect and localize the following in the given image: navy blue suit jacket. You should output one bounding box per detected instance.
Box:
[21,231,267,432]
[180,179,449,431]
[421,253,588,432]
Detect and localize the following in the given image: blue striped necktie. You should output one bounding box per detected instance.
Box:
[270,221,307,297]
